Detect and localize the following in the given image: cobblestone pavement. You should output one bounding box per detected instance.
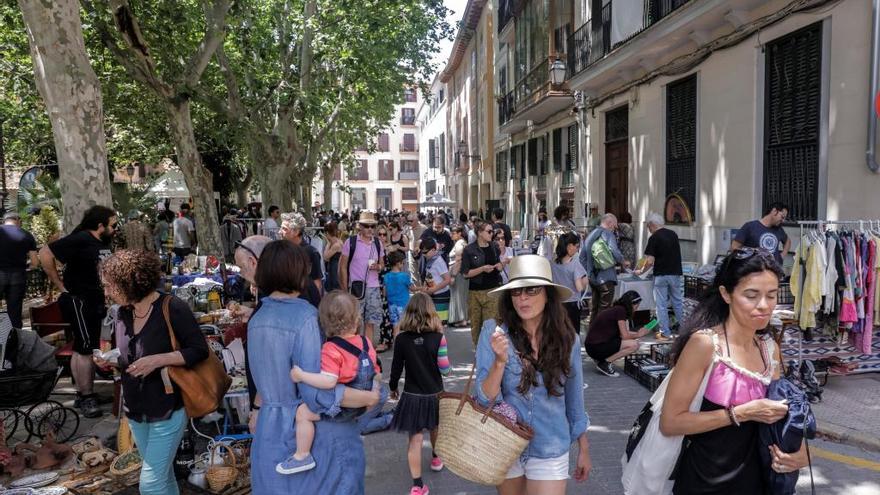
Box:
[364,324,880,495]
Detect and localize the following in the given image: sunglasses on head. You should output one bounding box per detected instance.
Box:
[510,286,544,297]
[234,241,258,260]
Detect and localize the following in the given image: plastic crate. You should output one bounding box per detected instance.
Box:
[650,343,673,366]
[684,275,712,299]
[624,353,649,379]
[646,369,671,392]
[778,282,794,305]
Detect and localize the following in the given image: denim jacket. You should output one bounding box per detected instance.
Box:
[474,320,589,459]
[580,226,624,285]
[247,297,345,418]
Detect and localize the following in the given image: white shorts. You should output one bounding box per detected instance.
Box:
[505,452,569,481]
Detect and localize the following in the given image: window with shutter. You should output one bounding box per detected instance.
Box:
[439,135,446,173]
[553,128,563,171]
[401,108,416,126]
[519,145,527,179]
[402,187,418,200]
[429,139,437,168]
[402,134,416,152]
[379,160,394,180]
[496,150,508,183]
[763,22,822,222]
[355,160,369,181]
[378,134,389,152]
[351,188,367,209]
[567,124,578,170]
[539,136,548,176]
[528,138,538,176]
[510,145,518,179]
[666,74,697,222]
[401,160,419,173]
[427,180,437,195]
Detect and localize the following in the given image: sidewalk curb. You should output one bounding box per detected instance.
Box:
[817,422,880,454]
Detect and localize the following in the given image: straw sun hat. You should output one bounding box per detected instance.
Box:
[489,254,573,300]
[357,211,378,225]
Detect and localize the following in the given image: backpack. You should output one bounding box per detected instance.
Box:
[591,236,616,270]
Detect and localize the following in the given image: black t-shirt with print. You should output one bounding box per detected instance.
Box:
[49,230,112,300]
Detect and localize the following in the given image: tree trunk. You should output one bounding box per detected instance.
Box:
[165,100,223,256]
[322,166,334,212]
[19,0,113,232]
[235,168,252,208]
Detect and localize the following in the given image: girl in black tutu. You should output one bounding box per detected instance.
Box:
[389,292,451,495]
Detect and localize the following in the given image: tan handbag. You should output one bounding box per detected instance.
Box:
[160,295,231,417]
[435,362,534,486]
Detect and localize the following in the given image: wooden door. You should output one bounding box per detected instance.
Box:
[605,140,628,217]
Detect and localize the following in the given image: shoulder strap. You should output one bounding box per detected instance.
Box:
[346,236,357,276]
[162,295,180,352]
[374,237,382,254]
[328,336,365,358]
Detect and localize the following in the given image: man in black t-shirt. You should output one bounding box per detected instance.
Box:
[39,205,117,418]
[732,201,790,266]
[460,220,503,346]
[637,213,683,341]
[491,207,512,246]
[419,216,453,263]
[0,212,38,329]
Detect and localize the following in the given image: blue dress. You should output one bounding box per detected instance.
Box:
[248,296,365,494]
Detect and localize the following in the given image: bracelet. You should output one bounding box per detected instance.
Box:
[726,407,740,427]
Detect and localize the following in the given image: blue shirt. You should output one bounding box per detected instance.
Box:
[384,271,412,307]
[474,320,589,459]
[580,227,624,285]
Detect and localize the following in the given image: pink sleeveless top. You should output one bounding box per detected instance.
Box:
[702,330,777,408]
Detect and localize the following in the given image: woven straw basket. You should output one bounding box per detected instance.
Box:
[109,449,142,487]
[435,364,534,486]
[207,443,239,492]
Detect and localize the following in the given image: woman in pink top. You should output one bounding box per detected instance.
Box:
[660,248,810,494]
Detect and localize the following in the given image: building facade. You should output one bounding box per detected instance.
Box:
[442,0,880,263]
[418,75,450,202]
[322,88,423,212]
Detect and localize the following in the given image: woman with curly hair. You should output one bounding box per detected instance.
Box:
[94,249,209,495]
[475,255,591,494]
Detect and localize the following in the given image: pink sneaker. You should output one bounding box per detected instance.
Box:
[409,485,429,495]
[430,456,444,472]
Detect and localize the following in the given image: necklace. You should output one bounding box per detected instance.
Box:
[134,305,153,319]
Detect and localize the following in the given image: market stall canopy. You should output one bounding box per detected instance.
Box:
[420,193,457,207]
[148,167,190,201]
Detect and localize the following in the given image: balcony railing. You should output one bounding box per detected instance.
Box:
[401,116,416,126]
[567,0,690,79]
[515,58,550,107]
[498,90,516,127]
[398,171,419,180]
[562,170,575,187]
[497,0,519,34]
[399,143,419,152]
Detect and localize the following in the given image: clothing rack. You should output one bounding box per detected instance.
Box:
[788,220,880,372]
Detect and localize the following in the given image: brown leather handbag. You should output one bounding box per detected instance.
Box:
[159,295,231,417]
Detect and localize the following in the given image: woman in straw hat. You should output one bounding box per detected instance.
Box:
[474,255,592,493]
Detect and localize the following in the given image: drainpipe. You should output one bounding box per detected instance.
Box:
[867,0,880,172]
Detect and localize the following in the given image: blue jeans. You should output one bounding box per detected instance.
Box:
[128,408,187,495]
[653,275,684,337]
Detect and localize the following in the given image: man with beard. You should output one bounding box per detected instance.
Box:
[732,201,791,266]
[40,205,118,418]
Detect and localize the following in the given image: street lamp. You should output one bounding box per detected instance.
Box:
[549,58,567,86]
[457,139,481,160]
[125,163,136,184]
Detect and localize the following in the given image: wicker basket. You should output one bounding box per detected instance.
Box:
[207,443,238,493]
[435,364,534,486]
[109,449,142,487]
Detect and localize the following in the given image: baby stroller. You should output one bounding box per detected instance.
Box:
[0,313,79,445]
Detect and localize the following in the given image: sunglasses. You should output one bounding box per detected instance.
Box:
[360,224,374,229]
[510,286,544,297]
[378,232,387,236]
[234,241,258,260]
[482,228,494,233]
[730,247,774,260]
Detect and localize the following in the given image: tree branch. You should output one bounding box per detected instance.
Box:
[215,44,242,116]
[183,0,234,87]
